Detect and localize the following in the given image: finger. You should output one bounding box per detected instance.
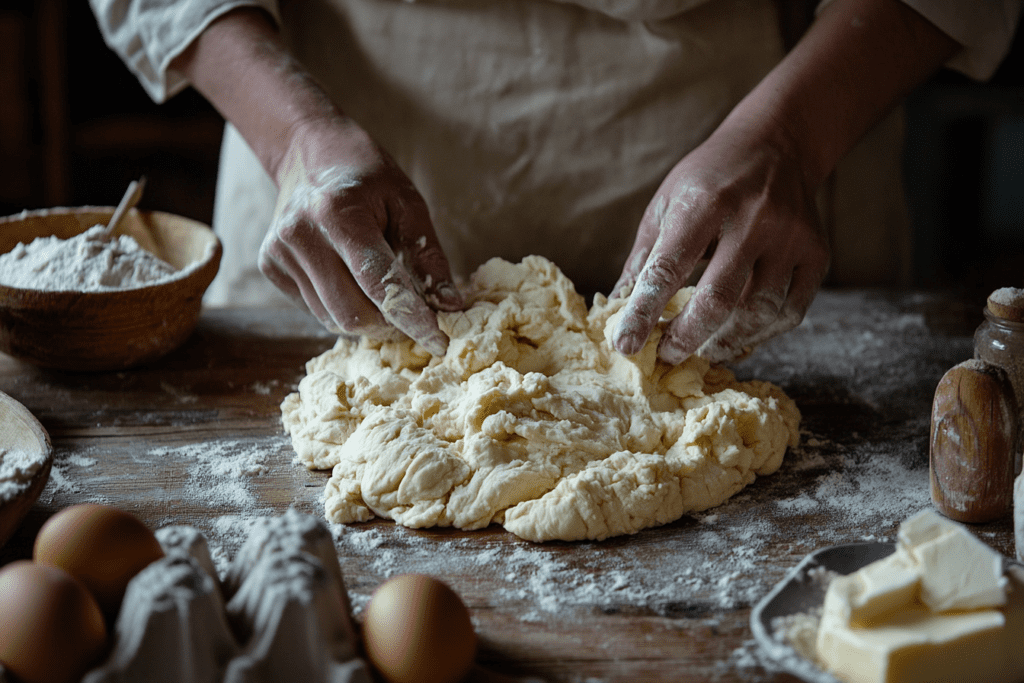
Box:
[697,261,789,363]
[328,209,449,355]
[389,193,464,312]
[611,194,668,299]
[656,238,753,365]
[258,250,305,307]
[261,223,391,337]
[742,260,825,349]
[611,197,714,355]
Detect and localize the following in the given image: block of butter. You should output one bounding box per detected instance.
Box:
[816,509,1024,683]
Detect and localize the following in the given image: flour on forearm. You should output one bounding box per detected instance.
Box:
[0,225,178,291]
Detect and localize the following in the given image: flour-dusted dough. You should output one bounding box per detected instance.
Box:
[281,256,800,542]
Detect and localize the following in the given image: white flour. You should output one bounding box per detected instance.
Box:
[0,447,48,503]
[0,225,178,291]
[990,287,1024,307]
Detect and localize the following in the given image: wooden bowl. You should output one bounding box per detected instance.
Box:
[0,207,222,371]
[0,390,52,550]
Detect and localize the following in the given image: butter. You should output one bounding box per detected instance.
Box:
[815,510,1024,683]
[897,509,1007,612]
[836,553,919,627]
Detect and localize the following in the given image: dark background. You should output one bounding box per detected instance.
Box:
[1,1,1021,295]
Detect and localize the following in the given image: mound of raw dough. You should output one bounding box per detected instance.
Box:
[281,256,800,542]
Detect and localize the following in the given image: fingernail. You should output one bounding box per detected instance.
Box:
[423,331,449,357]
[613,320,642,356]
[436,282,464,309]
[658,336,689,365]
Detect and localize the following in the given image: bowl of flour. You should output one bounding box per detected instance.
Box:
[0,206,221,371]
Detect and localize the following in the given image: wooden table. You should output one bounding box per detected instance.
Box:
[0,288,1011,683]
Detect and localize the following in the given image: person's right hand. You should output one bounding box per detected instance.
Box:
[170,8,464,355]
[258,115,464,355]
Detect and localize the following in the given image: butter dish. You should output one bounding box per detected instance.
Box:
[751,542,894,683]
[752,538,1022,683]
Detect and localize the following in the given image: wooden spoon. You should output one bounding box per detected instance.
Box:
[103,177,146,238]
[0,391,53,549]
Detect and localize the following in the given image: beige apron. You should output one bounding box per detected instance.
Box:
[206,0,908,306]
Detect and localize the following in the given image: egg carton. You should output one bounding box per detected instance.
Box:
[50,508,369,683]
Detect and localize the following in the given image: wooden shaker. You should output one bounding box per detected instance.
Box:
[930,359,1019,523]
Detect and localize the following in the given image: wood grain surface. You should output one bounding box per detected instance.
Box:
[930,359,1018,523]
[0,289,1011,683]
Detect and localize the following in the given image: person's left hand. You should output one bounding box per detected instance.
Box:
[610,122,830,364]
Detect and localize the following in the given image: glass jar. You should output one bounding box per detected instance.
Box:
[975,292,1024,410]
[975,288,1024,473]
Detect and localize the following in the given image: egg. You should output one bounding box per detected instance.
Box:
[33,503,164,620]
[362,573,476,683]
[0,560,107,683]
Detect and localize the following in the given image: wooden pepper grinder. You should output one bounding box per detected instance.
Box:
[930,358,1019,523]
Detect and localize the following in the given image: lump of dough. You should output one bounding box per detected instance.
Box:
[282,256,800,542]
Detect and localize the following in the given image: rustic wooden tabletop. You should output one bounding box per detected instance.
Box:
[0,288,1011,683]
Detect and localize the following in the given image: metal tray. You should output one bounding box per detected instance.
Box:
[749,542,896,683]
[752,541,1023,682]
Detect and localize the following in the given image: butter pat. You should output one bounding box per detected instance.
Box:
[817,599,1008,683]
[836,553,919,627]
[816,510,1024,683]
[897,509,1007,612]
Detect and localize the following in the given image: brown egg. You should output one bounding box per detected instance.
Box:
[33,503,164,620]
[362,573,477,683]
[0,560,107,683]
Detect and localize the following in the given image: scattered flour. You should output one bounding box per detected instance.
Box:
[767,566,837,668]
[0,224,178,291]
[322,507,786,623]
[771,609,823,664]
[39,453,89,502]
[149,440,277,510]
[39,426,932,642]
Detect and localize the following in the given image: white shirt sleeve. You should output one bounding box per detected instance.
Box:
[88,0,282,103]
[817,0,1022,81]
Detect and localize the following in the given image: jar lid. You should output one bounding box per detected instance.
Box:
[988,287,1024,322]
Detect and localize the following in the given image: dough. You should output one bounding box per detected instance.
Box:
[281,256,800,542]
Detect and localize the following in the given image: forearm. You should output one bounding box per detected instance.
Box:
[169,7,341,183]
[724,0,960,190]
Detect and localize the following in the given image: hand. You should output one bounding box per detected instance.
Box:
[169,8,464,354]
[258,116,463,355]
[611,123,830,364]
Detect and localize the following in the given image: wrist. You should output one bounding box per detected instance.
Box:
[705,105,819,199]
[276,114,384,188]
[716,0,959,194]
